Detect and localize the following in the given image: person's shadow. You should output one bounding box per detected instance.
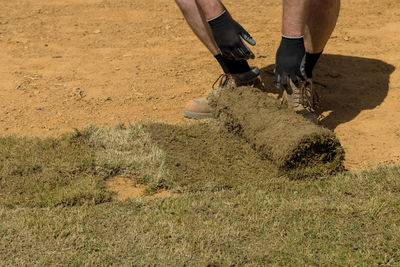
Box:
[259,54,395,130]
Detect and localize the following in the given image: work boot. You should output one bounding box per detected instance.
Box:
[183,66,260,120]
[280,78,319,123]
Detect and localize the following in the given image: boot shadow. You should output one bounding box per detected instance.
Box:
[259,54,395,130]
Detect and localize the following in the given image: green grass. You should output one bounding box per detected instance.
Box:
[0,123,400,265]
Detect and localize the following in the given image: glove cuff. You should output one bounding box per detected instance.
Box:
[282,34,304,39]
[280,36,305,48]
[208,10,231,29]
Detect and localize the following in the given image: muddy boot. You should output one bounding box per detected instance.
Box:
[183,66,260,120]
[280,78,319,123]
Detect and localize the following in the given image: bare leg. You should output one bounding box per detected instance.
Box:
[282,0,311,37]
[175,0,220,55]
[278,0,329,121]
[304,0,340,53]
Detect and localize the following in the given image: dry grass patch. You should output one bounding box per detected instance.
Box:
[0,125,170,208]
[87,125,170,191]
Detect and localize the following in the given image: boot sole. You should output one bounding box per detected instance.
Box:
[183,110,213,120]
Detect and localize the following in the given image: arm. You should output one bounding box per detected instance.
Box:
[196,0,256,60]
[195,0,224,20]
[175,0,255,60]
[175,0,220,55]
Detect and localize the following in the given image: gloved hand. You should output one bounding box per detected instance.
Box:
[208,11,256,60]
[275,36,306,91]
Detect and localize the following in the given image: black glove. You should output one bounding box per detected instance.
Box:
[208,11,256,60]
[275,36,306,91]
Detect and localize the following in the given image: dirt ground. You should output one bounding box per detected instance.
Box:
[0,0,399,170]
[106,176,170,200]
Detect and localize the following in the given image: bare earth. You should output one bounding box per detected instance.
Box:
[106,176,170,200]
[0,0,399,170]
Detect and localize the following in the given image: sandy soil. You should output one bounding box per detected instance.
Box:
[106,176,170,200]
[0,0,399,170]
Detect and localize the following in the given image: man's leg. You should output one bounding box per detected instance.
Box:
[281,0,310,37]
[303,0,340,78]
[303,0,340,80]
[276,0,314,122]
[277,0,340,77]
[276,0,340,122]
[304,0,340,54]
[275,0,310,90]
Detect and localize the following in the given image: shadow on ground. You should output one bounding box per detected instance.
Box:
[259,54,395,130]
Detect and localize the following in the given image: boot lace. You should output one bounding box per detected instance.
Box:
[212,74,230,90]
[294,80,319,112]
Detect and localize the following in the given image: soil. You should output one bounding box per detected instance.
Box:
[0,0,399,170]
[106,176,170,200]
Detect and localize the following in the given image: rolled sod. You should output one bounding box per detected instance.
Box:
[208,86,345,179]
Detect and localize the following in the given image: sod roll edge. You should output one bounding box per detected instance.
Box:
[208,86,345,178]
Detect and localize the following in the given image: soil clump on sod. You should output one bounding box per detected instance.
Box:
[208,86,345,178]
